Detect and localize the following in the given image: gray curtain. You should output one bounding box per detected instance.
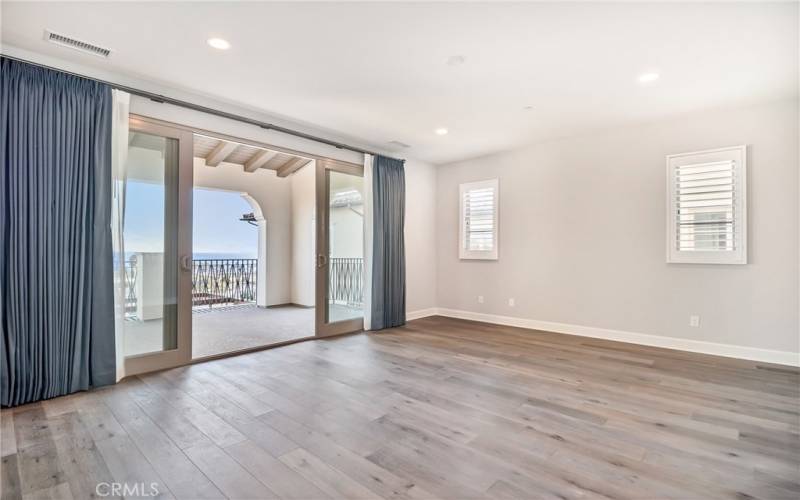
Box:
[1,57,115,407]
[370,155,406,330]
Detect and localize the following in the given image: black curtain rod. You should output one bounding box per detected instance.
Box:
[2,54,401,161]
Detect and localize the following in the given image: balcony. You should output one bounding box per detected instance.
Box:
[123,256,363,358]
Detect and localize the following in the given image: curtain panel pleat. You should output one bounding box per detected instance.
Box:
[1,57,115,407]
[370,155,406,330]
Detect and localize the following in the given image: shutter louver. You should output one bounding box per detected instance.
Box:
[675,160,736,252]
[459,178,499,260]
[464,187,495,251]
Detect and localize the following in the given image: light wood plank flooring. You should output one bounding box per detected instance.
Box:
[2,316,798,499]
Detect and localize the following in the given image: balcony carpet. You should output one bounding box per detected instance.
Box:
[192,305,316,358]
[125,304,363,359]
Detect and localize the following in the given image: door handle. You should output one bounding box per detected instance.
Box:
[317,254,328,268]
[180,255,192,272]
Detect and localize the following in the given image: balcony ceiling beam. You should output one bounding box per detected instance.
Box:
[244,150,279,172]
[276,157,312,177]
[205,140,238,167]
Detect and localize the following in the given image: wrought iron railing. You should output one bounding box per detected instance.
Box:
[124,257,361,311]
[124,259,137,314]
[124,258,258,312]
[329,257,364,308]
[192,259,257,307]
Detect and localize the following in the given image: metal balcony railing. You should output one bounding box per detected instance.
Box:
[124,259,137,313]
[124,256,363,313]
[192,259,258,307]
[124,258,258,314]
[329,257,364,308]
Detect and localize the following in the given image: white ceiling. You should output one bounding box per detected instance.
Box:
[2,1,797,164]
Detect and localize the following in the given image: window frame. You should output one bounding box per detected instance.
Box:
[459,178,499,260]
[666,145,747,265]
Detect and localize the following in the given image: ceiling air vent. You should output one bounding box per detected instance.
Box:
[387,140,411,149]
[45,30,112,58]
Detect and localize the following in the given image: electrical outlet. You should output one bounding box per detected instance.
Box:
[508,298,515,307]
[477,295,484,304]
[689,315,700,327]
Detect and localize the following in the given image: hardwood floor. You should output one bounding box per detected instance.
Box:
[1,316,798,499]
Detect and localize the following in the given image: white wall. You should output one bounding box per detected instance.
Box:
[330,208,364,258]
[193,160,292,306]
[405,158,439,315]
[290,162,316,306]
[436,99,799,359]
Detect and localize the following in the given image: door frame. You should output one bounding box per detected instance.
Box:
[124,117,194,376]
[315,159,365,337]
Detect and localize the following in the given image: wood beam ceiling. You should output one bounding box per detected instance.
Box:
[276,157,312,177]
[244,150,279,173]
[205,140,238,167]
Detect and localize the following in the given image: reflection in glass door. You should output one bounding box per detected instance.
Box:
[316,161,365,337]
[123,118,193,375]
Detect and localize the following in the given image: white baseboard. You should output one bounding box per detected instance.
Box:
[406,308,439,321]
[409,307,799,367]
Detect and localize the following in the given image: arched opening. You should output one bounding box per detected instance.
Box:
[192,187,261,308]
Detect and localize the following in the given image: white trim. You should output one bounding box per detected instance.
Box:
[405,308,439,321]
[411,308,799,367]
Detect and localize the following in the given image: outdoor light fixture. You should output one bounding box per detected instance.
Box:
[239,212,258,226]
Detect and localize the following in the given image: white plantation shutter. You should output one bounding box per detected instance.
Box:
[459,179,498,260]
[667,146,746,264]
[464,187,495,250]
[675,160,735,251]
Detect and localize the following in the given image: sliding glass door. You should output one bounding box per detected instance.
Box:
[123,118,193,375]
[121,116,365,373]
[316,160,365,337]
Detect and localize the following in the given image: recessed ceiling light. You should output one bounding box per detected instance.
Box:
[435,128,449,136]
[638,72,660,83]
[446,55,465,66]
[207,38,231,50]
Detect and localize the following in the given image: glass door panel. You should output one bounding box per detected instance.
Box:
[123,118,193,375]
[316,161,365,337]
[326,171,365,323]
[123,132,179,356]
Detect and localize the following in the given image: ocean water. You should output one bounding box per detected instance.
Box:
[193,252,257,260]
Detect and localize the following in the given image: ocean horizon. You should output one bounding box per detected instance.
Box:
[124,251,257,260]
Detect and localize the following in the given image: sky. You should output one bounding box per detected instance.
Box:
[125,182,258,258]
